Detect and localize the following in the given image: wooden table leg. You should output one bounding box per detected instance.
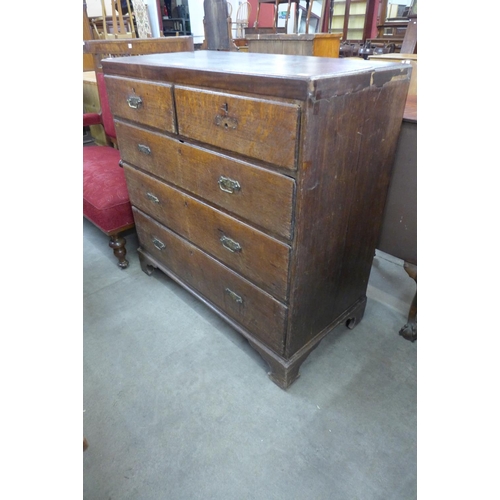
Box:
[399,261,417,342]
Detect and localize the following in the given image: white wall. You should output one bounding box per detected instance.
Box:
[187,0,206,44]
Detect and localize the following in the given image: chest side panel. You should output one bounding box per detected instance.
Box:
[286,72,410,357]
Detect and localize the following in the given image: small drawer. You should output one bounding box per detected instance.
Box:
[115,120,295,239]
[175,86,300,170]
[133,208,287,354]
[125,165,290,301]
[104,75,176,132]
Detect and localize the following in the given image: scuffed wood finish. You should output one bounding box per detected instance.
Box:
[114,120,295,239]
[175,86,300,170]
[133,208,287,353]
[104,76,176,133]
[124,165,291,300]
[103,51,411,388]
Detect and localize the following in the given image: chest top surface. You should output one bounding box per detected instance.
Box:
[102,51,411,100]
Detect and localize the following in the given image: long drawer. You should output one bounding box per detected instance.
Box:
[175,86,300,170]
[133,207,287,353]
[104,75,176,132]
[115,120,295,239]
[125,165,291,301]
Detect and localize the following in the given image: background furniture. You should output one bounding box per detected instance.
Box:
[94,0,137,39]
[83,36,195,267]
[246,32,341,56]
[234,1,252,38]
[103,51,410,386]
[83,71,108,146]
[377,95,417,341]
[400,14,417,53]
[330,0,368,41]
[132,0,153,38]
[162,17,189,35]
[254,0,300,33]
[202,0,237,51]
[83,1,95,71]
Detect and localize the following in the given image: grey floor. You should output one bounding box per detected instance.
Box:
[83,218,417,500]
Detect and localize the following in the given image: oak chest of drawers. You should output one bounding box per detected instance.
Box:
[103,51,411,388]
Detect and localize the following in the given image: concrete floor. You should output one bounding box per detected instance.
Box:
[83,218,417,500]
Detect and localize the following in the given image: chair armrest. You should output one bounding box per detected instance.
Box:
[84,113,102,127]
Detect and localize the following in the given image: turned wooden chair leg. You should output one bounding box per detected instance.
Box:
[399,261,417,342]
[109,233,128,269]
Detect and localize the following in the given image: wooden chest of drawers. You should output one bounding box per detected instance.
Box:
[103,51,411,388]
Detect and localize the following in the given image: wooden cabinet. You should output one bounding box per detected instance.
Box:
[330,0,368,41]
[246,33,341,57]
[103,51,410,388]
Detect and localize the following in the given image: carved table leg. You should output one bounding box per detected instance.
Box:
[109,234,128,269]
[399,261,417,342]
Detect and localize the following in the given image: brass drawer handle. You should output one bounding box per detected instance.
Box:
[218,176,240,194]
[225,288,243,304]
[152,237,165,251]
[220,235,241,253]
[215,114,238,130]
[127,96,143,109]
[138,144,151,155]
[146,192,160,203]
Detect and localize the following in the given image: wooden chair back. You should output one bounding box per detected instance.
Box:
[100,0,136,39]
[235,1,252,38]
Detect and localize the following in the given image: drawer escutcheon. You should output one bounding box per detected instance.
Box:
[127,96,143,109]
[220,235,242,253]
[215,114,238,130]
[152,237,166,250]
[218,176,241,194]
[225,288,243,304]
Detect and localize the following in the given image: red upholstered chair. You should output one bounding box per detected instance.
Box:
[83,71,134,268]
[82,36,195,268]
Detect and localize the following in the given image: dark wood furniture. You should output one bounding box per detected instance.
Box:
[102,51,411,386]
[400,15,417,54]
[162,17,190,36]
[201,0,237,51]
[377,95,417,341]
